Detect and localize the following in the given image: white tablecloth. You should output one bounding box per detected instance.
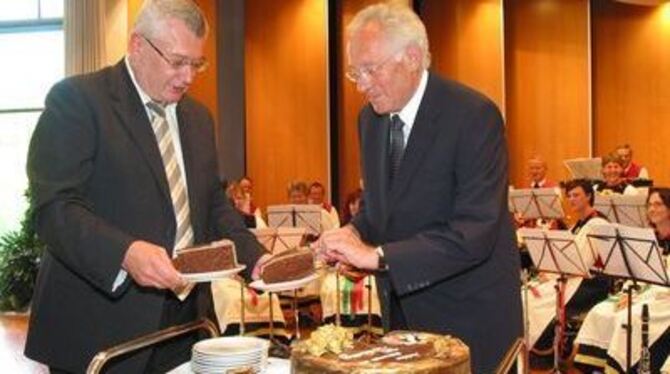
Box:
[574,285,670,370]
[168,357,291,374]
[211,278,289,337]
[522,275,583,346]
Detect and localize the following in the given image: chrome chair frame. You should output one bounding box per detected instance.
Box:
[86,318,219,374]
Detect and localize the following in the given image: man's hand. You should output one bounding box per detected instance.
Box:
[313,224,361,263]
[122,240,185,290]
[251,253,273,280]
[320,228,379,270]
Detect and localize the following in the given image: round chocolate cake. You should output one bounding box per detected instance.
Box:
[291,326,470,374]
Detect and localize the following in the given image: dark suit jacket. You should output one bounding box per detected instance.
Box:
[25,61,262,373]
[351,73,522,373]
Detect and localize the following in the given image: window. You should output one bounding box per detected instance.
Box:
[0,0,63,233]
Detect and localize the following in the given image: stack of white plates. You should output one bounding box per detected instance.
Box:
[191,336,270,373]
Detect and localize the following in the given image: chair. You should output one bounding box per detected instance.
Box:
[86,318,219,374]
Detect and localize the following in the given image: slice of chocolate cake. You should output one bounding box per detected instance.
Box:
[261,247,315,284]
[173,239,238,274]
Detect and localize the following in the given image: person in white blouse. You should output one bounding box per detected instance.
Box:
[308,181,341,229]
[593,153,639,196]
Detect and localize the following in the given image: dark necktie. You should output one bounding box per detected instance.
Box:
[389,115,405,183]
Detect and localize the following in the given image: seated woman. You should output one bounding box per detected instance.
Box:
[529,179,611,368]
[341,188,363,226]
[226,181,267,229]
[593,153,638,195]
[648,187,670,255]
[573,187,670,373]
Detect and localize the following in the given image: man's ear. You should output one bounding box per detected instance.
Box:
[403,43,423,71]
[128,32,143,55]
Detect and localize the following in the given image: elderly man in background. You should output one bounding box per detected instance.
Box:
[527,155,556,188]
[320,3,522,372]
[615,143,649,181]
[25,1,264,372]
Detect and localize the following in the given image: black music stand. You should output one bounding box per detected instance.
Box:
[594,194,648,228]
[518,228,594,373]
[586,223,669,372]
[267,204,322,237]
[509,188,565,223]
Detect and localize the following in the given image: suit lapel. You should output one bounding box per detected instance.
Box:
[389,74,441,203]
[362,112,391,233]
[109,62,172,205]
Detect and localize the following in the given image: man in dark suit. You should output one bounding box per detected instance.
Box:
[25,1,264,372]
[321,3,522,373]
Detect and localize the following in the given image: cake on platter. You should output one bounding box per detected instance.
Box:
[172,239,238,274]
[291,325,471,374]
[260,247,315,284]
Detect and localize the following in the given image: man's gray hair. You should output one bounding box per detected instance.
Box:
[347,2,431,69]
[133,0,208,39]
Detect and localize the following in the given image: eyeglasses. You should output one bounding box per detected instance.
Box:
[142,36,208,73]
[345,52,400,83]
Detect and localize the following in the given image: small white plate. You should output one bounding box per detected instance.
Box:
[193,336,269,356]
[179,265,246,283]
[249,272,319,292]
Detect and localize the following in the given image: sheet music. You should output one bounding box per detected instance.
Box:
[267,204,322,236]
[594,194,648,228]
[564,157,602,180]
[508,188,565,220]
[518,228,593,277]
[251,227,306,254]
[586,223,669,285]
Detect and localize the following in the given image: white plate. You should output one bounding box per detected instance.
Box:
[248,272,319,292]
[180,265,246,283]
[193,336,269,356]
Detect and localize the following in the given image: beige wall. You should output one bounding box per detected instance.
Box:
[104,0,128,65]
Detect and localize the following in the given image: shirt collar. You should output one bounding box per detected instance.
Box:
[124,56,176,111]
[391,69,428,129]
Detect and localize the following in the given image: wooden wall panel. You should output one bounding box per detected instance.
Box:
[504,0,590,187]
[245,0,329,209]
[592,0,670,186]
[189,0,218,124]
[422,0,504,112]
[337,0,384,207]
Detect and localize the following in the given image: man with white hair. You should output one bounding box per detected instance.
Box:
[615,143,649,181]
[25,1,264,372]
[527,155,556,188]
[320,3,522,372]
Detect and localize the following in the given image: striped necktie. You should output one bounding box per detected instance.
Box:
[147,101,194,253]
[389,114,405,183]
